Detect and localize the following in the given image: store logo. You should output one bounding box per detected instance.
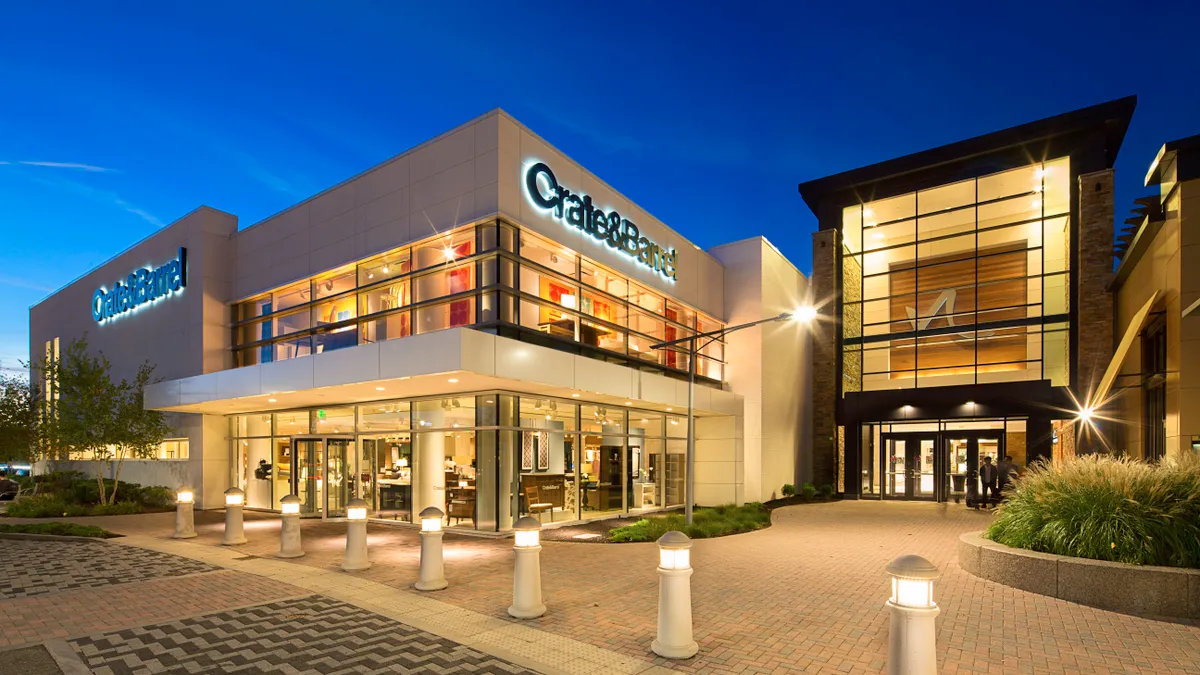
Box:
[92,248,187,323]
[524,162,677,280]
[903,289,993,342]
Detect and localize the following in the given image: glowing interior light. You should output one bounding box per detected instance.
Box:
[659,547,690,570]
[514,529,540,548]
[281,500,300,515]
[891,577,934,608]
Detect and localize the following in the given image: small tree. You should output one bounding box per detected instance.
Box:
[42,337,172,505]
[108,362,171,504]
[0,372,37,465]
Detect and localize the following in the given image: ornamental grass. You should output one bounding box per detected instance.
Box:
[985,453,1200,568]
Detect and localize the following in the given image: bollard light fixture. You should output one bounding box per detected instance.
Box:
[657,530,692,570]
[224,487,245,507]
[346,497,369,521]
[280,494,301,515]
[176,487,194,504]
[513,515,541,548]
[886,554,939,609]
[420,506,444,532]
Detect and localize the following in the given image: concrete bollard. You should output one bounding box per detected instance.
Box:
[342,497,371,572]
[885,554,940,675]
[651,531,698,659]
[415,506,448,591]
[277,494,304,558]
[507,516,546,618]
[173,486,197,539]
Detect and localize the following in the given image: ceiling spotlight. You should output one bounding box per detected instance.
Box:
[268,398,277,403]
[443,247,456,261]
[571,393,580,398]
[375,386,385,391]
[448,378,459,383]
[382,265,390,274]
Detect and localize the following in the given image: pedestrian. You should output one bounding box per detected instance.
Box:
[979,456,999,508]
[998,454,1017,491]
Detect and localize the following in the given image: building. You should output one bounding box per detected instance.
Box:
[798,96,1137,500]
[29,109,813,531]
[1109,133,1200,460]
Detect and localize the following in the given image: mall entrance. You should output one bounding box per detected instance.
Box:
[863,421,1013,502]
[289,435,355,517]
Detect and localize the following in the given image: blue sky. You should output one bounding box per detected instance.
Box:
[2,1,1198,372]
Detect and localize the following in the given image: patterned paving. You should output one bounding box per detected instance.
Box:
[70,594,534,675]
[0,539,216,599]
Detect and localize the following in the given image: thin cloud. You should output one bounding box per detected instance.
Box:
[16,170,164,228]
[0,274,53,293]
[16,160,116,172]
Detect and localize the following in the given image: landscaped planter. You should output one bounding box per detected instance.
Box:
[959,531,1200,619]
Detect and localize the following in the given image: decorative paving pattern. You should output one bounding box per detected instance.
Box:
[70,594,535,675]
[0,539,216,599]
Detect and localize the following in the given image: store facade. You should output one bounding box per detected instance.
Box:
[30,109,812,531]
[799,97,1137,500]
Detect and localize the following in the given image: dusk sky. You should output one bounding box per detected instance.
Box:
[2,1,1198,373]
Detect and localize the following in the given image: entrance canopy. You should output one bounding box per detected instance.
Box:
[145,327,740,418]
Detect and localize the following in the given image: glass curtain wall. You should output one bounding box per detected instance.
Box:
[231,221,726,383]
[841,158,1071,392]
[228,393,690,529]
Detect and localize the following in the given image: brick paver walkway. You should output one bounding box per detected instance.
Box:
[13,501,1200,674]
[0,539,216,599]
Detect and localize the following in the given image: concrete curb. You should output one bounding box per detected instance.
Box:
[959,531,1200,619]
[0,532,115,543]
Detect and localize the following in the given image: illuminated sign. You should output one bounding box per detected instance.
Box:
[524,162,677,280]
[92,248,187,323]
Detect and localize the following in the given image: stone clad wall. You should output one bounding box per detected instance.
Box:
[1076,169,1116,453]
[811,229,839,487]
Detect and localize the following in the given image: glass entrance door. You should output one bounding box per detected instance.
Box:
[293,438,323,516]
[881,433,938,500]
[290,436,356,517]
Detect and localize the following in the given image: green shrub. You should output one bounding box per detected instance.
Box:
[819,484,835,499]
[800,483,818,500]
[137,486,175,509]
[0,522,115,538]
[91,502,144,516]
[5,495,89,518]
[986,454,1200,568]
[781,483,796,497]
[608,503,771,542]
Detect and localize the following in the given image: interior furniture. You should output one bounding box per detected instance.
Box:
[525,486,554,521]
[448,487,475,526]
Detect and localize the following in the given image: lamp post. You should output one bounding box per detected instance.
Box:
[277,494,303,559]
[343,497,371,572]
[651,307,814,524]
[415,506,448,591]
[652,530,697,659]
[173,486,196,539]
[508,516,546,618]
[885,554,940,675]
[221,487,247,546]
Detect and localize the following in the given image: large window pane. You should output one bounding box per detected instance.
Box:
[274,282,309,313]
[314,269,355,301]
[520,230,577,278]
[415,297,475,333]
[359,279,410,317]
[581,258,627,299]
[358,249,411,286]
[414,228,475,271]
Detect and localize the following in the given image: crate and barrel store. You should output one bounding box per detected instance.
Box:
[30,109,812,533]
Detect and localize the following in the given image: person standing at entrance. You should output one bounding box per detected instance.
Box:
[979,456,999,507]
[998,455,1017,493]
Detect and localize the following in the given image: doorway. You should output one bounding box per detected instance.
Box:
[881,433,939,500]
[945,432,1004,502]
[290,435,355,517]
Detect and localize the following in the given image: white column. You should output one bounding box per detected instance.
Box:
[416,410,446,516]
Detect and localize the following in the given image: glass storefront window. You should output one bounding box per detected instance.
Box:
[413,397,475,430]
[361,312,410,344]
[414,228,475,271]
[517,397,577,525]
[359,401,410,432]
[364,432,412,521]
[413,430,478,530]
[630,283,664,316]
[358,250,411,286]
[314,269,355,302]
[358,279,410,317]
[415,296,474,333]
[274,282,309,313]
[520,230,577,278]
[581,258,627,299]
[842,158,1072,391]
[314,406,354,434]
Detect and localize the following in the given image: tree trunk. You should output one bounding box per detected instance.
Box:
[93,454,108,506]
[109,447,127,505]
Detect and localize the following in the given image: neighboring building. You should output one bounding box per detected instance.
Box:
[798,96,1137,500]
[29,109,812,530]
[1109,134,1200,460]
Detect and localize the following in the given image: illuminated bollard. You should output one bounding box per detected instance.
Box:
[173,486,196,539]
[507,516,546,618]
[885,554,940,675]
[277,494,304,559]
[414,507,448,591]
[651,531,698,659]
[343,497,371,572]
[221,487,247,546]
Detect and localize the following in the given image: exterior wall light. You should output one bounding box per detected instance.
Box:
[278,494,304,558]
[792,305,818,323]
[651,530,698,659]
[508,516,545,618]
[222,487,247,546]
[885,554,940,675]
[173,485,196,539]
[416,506,448,590]
[343,497,370,571]
[1077,406,1094,423]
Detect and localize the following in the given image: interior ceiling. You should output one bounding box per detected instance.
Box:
[157,369,719,417]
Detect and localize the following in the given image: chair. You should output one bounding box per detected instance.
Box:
[525,485,553,521]
[448,489,475,526]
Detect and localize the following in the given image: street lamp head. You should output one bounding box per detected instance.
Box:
[657,530,693,570]
[791,305,817,323]
[419,506,445,532]
[346,497,369,521]
[513,515,541,548]
[223,487,245,507]
[886,554,939,609]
